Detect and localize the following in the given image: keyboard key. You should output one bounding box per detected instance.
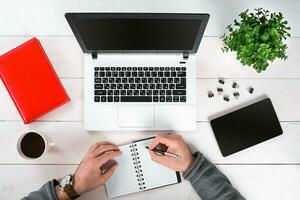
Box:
[119,72,125,77]
[122,67,126,71]
[150,84,155,89]
[154,67,159,71]
[104,84,110,89]
[145,72,151,77]
[161,78,167,83]
[95,72,99,77]
[138,67,143,71]
[166,96,172,102]
[127,67,132,71]
[178,72,186,77]
[180,96,186,102]
[176,84,186,89]
[146,90,152,95]
[156,84,162,89]
[108,96,113,102]
[121,96,152,102]
[181,67,186,71]
[140,90,146,95]
[142,78,147,83]
[114,96,120,102]
[102,78,108,83]
[138,72,144,77]
[148,78,153,83]
[171,67,175,71]
[132,72,138,77]
[176,67,181,71]
[122,78,127,83]
[151,72,157,77]
[110,84,116,89]
[123,84,129,89]
[125,71,131,77]
[163,84,168,89]
[165,72,170,77]
[109,78,114,83]
[105,67,110,71]
[117,84,123,89]
[127,90,133,95]
[130,84,136,89]
[171,72,176,77]
[167,78,173,83]
[154,78,160,83]
[136,84,142,89]
[158,72,164,77]
[95,78,101,83]
[160,96,165,102]
[101,96,106,102]
[165,67,170,71]
[121,90,126,95]
[99,72,105,77]
[160,90,165,95]
[95,90,106,95]
[174,78,180,83]
[160,67,164,71]
[133,67,137,71]
[116,67,121,71]
[111,67,116,71]
[173,96,179,102]
[107,90,113,95]
[114,90,120,95]
[95,84,103,89]
[94,96,100,102]
[153,90,159,95]
[169,84,175,89]
[143,84,149,89]
[116,78,121,83]
[100,67,105,71]
[173,90,186,95]
[153,96,159,102]
[112,72,118,77]
[166,90,172,95]
[134,90,139,95]
[129,78,134,83]
[106,72,112,77]
[149,67,153,71]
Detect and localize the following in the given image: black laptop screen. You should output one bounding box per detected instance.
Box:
[66,14,209,53]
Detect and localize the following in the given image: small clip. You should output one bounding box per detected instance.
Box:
[232,82,239,89]
[223,95,230,102]
[248,87,254,94]
[217,87,223,95]
[233,92,240,99]
[208,90,214,98]
[218,78,225,85]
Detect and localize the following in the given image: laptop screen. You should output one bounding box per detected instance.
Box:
[65,13,209,53]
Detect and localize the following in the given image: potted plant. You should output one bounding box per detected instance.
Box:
[221,8,291,72]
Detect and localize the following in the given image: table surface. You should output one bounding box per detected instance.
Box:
[0,0,300,199]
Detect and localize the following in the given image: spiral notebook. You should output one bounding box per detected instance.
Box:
[105,137,181,198]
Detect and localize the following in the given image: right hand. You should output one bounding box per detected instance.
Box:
[73,142,122,195]
[149,133,194,173]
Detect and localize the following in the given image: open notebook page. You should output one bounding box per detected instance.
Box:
[105,144,140,198]
[135,139,180,190]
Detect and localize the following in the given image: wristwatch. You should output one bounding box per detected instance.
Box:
[58,174,80,199]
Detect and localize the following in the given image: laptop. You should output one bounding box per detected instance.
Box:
[65,13,209,131]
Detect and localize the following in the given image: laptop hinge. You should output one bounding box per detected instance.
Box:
[92,52,98,59]
[183,52,189,60]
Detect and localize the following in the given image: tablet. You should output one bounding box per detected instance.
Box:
[210,98,282,156]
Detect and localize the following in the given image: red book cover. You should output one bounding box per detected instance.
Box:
[0,37,70,124]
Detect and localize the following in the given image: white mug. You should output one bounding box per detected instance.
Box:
[17,131,55,160]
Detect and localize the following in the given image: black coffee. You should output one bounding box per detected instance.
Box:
[20,132,46,158]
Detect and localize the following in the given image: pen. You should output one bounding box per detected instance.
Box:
[145,146,182,159]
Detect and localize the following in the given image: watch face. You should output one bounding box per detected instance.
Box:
[60,175,72,188]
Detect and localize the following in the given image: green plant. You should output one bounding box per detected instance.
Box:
[221,8,291,72]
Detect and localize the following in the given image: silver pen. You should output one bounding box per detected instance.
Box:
[145,146,182,159]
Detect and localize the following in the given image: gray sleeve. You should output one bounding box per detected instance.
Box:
[183,152,245,200]
[21,179,58,200]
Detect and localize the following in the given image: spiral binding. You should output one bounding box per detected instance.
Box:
[130,143,146,190]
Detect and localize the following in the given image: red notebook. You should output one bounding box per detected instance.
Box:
[0,38,70,124]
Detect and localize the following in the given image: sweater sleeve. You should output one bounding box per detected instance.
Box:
[21,179,58,200]
[183,152,245,200]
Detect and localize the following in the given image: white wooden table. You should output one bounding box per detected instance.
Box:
[0,1,300,199]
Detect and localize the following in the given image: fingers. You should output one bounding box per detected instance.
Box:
[149,150,175,168]
[88,141,113,152]
[95,151,122,167]
[100,162,118,182]
[92,144,120,158]
[149,133,180,149]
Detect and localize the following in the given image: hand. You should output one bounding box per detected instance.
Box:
[149,133,194,173]
[73,142,122,195]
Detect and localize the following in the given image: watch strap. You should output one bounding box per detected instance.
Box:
[63,185,80,200]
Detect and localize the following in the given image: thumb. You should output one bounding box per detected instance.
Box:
[100,163,118,182]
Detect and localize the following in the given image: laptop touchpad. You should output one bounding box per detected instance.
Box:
[118,106,154,128]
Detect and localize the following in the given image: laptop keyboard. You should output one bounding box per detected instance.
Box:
[94,67,186,103]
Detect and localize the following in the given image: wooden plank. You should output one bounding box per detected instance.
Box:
[1,79,300,122]
[0,121,299,164]
[1,37,300,79]
[0,164,299,200]
[0,0,300,36]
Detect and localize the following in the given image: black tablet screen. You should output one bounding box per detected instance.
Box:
[210,98,282,156]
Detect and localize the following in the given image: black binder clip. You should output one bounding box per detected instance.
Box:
[217,87,223,95]
[218,78,225,85]
[223,95,230,102]
[208,90,214,98]
[248,87,254,94]
[232,81,239,89]
[233,92,240,99]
